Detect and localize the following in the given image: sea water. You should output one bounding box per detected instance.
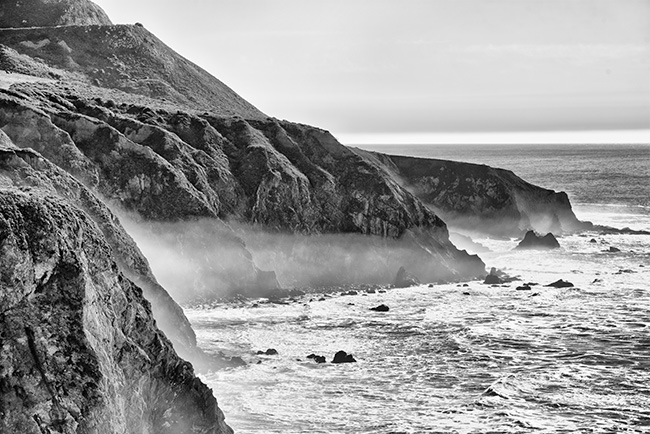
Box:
[187,143,650,433]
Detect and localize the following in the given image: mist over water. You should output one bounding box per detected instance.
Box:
[180,144,650,433]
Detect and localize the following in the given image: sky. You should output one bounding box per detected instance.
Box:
[92,0,650,144]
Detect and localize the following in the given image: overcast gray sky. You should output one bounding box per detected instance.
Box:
[93,0,650,144]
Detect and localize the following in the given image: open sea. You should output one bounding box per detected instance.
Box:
[186,143,650,433]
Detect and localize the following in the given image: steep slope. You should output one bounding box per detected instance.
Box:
[0,24,265,117]
[0,142,231,433]
[0,0,112,28]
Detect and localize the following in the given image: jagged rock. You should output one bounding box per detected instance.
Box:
[484,267,503,284]
[516,231,560,250]
[545,279,574,288]
[0,189,231,433]
[394,266,420,288]
[370,304,390,312]
[332,351,357,364]
[607,246,621,253]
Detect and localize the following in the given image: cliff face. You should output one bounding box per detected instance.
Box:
[0,147,231,432]
[357,150,589,237]
[0,84,486,294]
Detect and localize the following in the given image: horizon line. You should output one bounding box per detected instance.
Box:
[336,129,650,146]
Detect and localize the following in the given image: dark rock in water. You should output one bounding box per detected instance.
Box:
[545,279,574,288]
[332,351,357,364]
[516,285,531,291]
[592,279,602,284]
[307,354,327,364]
[342,290,358,296]
[257,348,278,356]
[607,246,621,253]
[394,266,420,288]
[590,238,598,243]
[370,304,390,312]
[516,231,560,250]
[484,267,503,284]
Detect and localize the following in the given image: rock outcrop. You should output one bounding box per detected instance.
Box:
[0,184,231,433]
[516,231,561,250]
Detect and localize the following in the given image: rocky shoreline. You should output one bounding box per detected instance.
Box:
[1,0,597,432]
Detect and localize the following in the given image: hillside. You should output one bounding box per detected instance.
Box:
[0,0,112,28]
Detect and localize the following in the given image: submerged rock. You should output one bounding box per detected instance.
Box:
[332,351,357,364]
[516,231,560,250]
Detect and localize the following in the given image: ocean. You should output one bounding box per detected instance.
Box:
[187,143,650,433]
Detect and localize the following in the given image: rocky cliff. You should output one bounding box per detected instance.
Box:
[0,138,231,433]
[0,0,594,430]
[356,150,589,238]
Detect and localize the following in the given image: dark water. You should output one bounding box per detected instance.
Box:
[183,143,650,433]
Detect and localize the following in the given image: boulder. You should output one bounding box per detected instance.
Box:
[306,354,327,364]
[545,279,574,288]
[256,349,278,356]
[516,231,560,250]
[394,266,420,288]
[332,351,357,364]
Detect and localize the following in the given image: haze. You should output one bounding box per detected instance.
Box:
[93,0,650,144]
